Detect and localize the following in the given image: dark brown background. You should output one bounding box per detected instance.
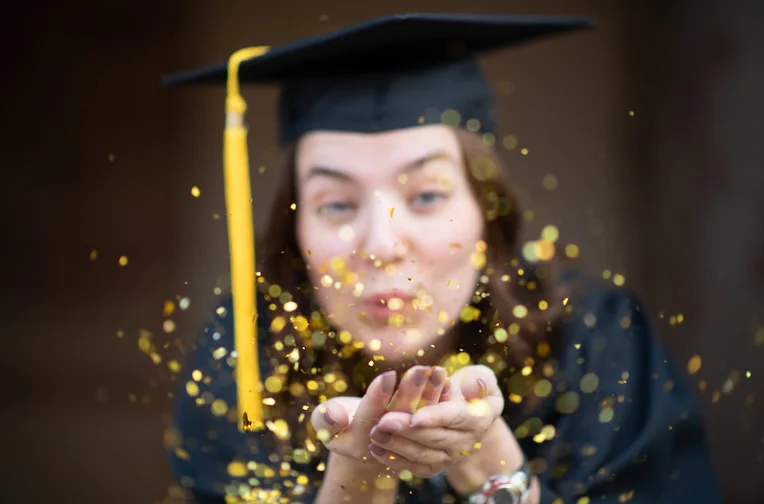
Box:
[2,0,762,502]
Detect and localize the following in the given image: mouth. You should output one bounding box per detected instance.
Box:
[361,291,415,320]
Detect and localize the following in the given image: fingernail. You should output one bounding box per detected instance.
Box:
[477,378,487,398]
[430,367,445,387]
[371,430,392,444]
[378,420,402,433]
[441,379,451,397]
[369,443,387,456]
[413,367,427,387]
[381,371,396,394]
[323,410,336,426]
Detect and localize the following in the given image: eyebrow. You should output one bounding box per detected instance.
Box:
[304,150,455,182]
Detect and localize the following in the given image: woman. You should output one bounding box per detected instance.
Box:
[164,13,721,504]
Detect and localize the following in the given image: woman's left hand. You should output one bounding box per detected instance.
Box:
[368,364,505,478]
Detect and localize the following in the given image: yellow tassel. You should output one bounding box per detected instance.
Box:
[224,46,270,432]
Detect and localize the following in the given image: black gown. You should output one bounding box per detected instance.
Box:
[166,273,722,503]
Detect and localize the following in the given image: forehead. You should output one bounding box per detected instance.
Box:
[295,125,461,174]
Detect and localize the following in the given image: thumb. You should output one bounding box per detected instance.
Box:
[457,365,501,402]
[311,398,355,442]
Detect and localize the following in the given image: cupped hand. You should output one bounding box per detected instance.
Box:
[310,365,448,465]
[368,364,504,478]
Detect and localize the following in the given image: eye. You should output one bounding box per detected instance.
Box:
[411,190,448,210]
[317,200,356,217]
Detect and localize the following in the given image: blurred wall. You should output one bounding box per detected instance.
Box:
[1,0,761,502]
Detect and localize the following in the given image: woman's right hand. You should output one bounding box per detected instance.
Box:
[310,365,447,464]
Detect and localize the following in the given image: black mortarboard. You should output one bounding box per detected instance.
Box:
[161,13,593,432]
[163,13,593,145]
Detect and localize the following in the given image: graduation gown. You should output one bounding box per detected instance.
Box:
[167,274,722,503]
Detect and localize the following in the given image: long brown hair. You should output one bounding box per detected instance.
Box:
[255,128,569,447]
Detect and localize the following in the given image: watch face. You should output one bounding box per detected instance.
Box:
[492,487,520,504]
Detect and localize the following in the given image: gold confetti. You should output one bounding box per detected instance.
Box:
[211,399,228,416]
[754,327,764,346]
[118,255,129,266]
[227,461,247,477]
[389,207,395,218]
[580,373,599,393]
[167,360,181,373]
[541,225,559,243]
[542,174,558,191]
[687,355,702,375]
[185,381,199,397]
[190,186,201,197]
[599,406,614,423]
[556,391,580,414]
[503,135,518,149]
[512,305,528,319]
[162,319,176,333]
[89,249,98,260]
[521,148,529,155]
[290,202,297,210]
[565,244,580,258]
[613,274,626,286]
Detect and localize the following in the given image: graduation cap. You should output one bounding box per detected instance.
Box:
[162,13,593,432]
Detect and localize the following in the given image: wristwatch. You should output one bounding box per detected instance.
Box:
[464,457,531,504]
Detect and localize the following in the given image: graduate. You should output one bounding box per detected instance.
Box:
[162,13,722,504]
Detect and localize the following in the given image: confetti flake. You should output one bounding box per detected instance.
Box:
[190,186,201,198]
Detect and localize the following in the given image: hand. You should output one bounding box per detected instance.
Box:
[310,365,448,465]
[368,365,505,478]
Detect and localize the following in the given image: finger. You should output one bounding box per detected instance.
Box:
[383,425,475,454]
[454,364,500,402]
[369,429,451,466]
[410,399,501,431]
[310,399,351,441]
[438,378,452,402]
[420,366,446,406]
[387,365,429,413]
[352,370,397,427]
[368,444,445,479]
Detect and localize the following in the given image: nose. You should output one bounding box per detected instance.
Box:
[359,195,410,265]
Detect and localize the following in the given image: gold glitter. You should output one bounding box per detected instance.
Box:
[266,419,290,440]
[265,376,283,393]
[368,339,382,352]
[116,330,124,338]
[687,355,702,375]
[564,244,580,258]
[320,275,333,288]
[468,398,492,417]
[292,316,309,332]
[388,313,405,327]
[89,249,98,261]
[192,370,203,382]
[502,134,518,149]
[521,148,529,155]
[338,225,354,242]
[629,110,635,116]
[190,186,201,197]
[211,399,228,416]
[584,313,597,328]
[460,306,481,322]
[334,380,348,393]
[698,380,707,391]
[162,319,176,333]
[167,360,181,373]
[534,380,553,398]
[509,393,523,404]
[287,347,300,363]
[306,380,318,391]
[613,274,626,286]
[619,490,635,502]
[521,366,532,376]
[495,328,508,343]
[387,298,404,311]
[389,207,395,218]
[542,174,558,191]
[599,406,615,423]
[754,327,764,346]
[580,373,599,393]
[577,497,590,504]
[512,305,528,319]
[118,255,129,266]
[185,381,199,397]
[537,341,550,357]
[538,300,549,311]
[542,225,559,242]
[227,461,247,477]
[556,391,580,414]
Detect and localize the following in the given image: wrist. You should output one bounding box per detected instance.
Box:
[446,418,524,496]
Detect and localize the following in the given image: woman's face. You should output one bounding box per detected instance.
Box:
[295,125,484,362]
